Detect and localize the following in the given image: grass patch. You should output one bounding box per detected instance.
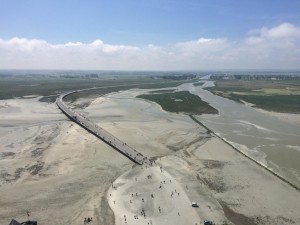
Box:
[205,80,300,113]
[236,94,300,113]
[0,76,190,102]
[136,91,218,115]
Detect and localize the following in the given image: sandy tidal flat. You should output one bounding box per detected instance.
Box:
[0,90,300,225]
[0,97,132,225]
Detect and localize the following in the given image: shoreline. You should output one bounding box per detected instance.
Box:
[189,114,300,192]
[240,99,300,125]
[254,107,300,125]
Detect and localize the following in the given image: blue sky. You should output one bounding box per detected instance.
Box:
[0,0,300,70]
[1,0,299,45]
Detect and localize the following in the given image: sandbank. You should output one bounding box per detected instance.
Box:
[255,108,300,125]
[1,88,300,225]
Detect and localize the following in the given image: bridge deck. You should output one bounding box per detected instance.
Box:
[56,93,152,166]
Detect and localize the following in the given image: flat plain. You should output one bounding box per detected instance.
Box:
[0,74,299,225]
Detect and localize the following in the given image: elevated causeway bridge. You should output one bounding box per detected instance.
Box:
[56,91,152,166]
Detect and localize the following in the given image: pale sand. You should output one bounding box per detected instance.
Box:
[107,160,227,225]
[0,97,132,225]
[186,134,300,224]
[0,90,300,225]
[107,165,202,225]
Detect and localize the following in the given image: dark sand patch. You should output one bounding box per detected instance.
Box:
[1,152,15,158]
[219,201,257,225]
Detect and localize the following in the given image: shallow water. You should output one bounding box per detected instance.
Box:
[179,82,300,187]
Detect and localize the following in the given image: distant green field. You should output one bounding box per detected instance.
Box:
[0,76,190,102]
[0,77,121,100]
[233,94,300,113]
[64,81,190,103]
[205,80,300,113]
[136,91,218,115]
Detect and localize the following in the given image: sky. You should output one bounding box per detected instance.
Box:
[0,0,300,70]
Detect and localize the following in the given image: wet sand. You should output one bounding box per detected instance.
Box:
[255,108,300,125]
[0,89,300,225]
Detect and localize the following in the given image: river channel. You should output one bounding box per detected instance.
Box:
[179,82,300,188]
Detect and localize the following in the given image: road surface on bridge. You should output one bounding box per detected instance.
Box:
[56,91,152,166]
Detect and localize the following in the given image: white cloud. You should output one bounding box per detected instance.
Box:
[246,23,300,46]
[1,23,300,70]
[65,42,83,47]
[263,23,300,39]
[0,37,47,51]
[240,23,300,69]
[91,40,104,46]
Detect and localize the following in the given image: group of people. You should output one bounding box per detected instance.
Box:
[110,163,187,224]
[83,217,92,224]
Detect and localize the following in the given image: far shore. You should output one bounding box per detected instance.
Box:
[240,99,300,125]
[254,107,300,125]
